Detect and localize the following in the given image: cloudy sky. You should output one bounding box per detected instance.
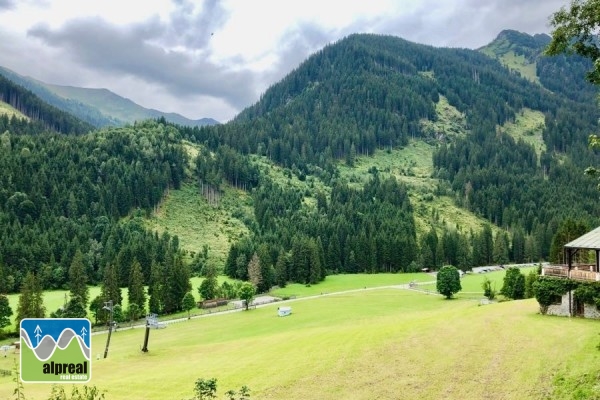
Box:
[0,0,569,122]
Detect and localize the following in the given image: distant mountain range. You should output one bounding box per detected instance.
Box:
[0,65,219,128]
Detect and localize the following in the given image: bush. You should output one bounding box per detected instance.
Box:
[500,267,525,300]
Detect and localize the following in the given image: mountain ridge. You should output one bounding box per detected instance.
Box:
[0,65,219,128]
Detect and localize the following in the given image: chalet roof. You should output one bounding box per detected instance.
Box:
[564,226,600,250]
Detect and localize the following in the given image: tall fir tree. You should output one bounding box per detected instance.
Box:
[163,254,191,313]
[0,294,13,331]
[148,261,163,314]
[101,263,122,306]
[15,272,46,329]
[68,250,89,308]
[128,260,147,315]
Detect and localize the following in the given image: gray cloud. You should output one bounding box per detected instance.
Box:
[27,3,256,111]
[374,0,569,49]
[5,0,573,121]
[0,0,15,10]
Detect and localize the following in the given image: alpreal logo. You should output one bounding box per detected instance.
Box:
[20,318,91,383]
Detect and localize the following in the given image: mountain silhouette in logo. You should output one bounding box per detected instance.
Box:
[21,328,90,361]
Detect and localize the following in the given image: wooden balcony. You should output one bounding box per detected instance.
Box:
[542,265,600,282]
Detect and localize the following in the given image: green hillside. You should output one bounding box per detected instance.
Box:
[0,101,28,120]
[44,83,219,127]
[0,65,219,128]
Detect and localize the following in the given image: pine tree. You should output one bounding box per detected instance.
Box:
[101,263,122,306]
[68,250,89,308]
[15,272,46,329]
[163,254,191,313]
[148,261,163,314]
[0,294,13,330]
[128,260,146,315]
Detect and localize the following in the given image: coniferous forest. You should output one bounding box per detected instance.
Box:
[1,31,600,320]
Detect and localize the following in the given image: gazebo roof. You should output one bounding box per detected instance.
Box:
[564,226,600,250]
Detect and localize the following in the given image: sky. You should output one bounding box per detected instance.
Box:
[0,0,570,123]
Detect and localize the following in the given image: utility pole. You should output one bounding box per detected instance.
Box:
[103,300,114,359]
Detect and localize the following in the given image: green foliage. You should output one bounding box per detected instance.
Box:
[436,265,462,299]
[186,378,251,400]
[182,292,196,319]
[238,283,256,311]
[162,254,192,314]
[546,0,600,85]
[0,121,185,294]
[0,294,13,330]
[15,272,45,330]
[224,386,251,400]
[190,377,217,400]
[198,264,218,301]
[68,250,89,308]
[533,277,576,314]
[12,359,25,400]
[47,384,106,400]
[89,295,104,325]
[573,282,600,309]
[524,269,539,299]
[500,267,526,300]
[481,276,496,300]
[549,219,589,263]
[126,303,141,322]
[101,264,122,306]
[127,260,146,315]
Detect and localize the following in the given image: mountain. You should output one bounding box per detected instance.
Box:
[479,29,599,103]
[179,32,600,264]
[0,72,94,134]
[0,65,219,128]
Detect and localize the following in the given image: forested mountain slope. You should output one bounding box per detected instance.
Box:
[179,33,600,272]
[0,120,187,301]
[2,31,600,301]
[0,73,93,135]
[479,29,599,104]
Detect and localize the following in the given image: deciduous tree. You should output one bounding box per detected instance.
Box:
[436,265,462,299]
[238,283,256,311]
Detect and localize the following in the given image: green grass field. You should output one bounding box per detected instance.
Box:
[3,276,233,331]
[1,284,598,400]
[417,267,536,299]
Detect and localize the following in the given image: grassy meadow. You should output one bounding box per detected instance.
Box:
[1,284,598,400]
[1,270,598,399]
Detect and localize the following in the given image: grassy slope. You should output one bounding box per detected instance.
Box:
[0,101,28,120]
[145,183,250,267]
[479,40,539,83]
[2,286,598,400]
[500,108,546,160]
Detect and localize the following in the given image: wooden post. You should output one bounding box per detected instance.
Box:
[141,324,150,352]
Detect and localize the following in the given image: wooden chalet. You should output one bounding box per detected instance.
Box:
[542,226,600,283]
[541,226,600,318]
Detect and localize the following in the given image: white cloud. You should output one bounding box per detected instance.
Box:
[0,0,571,122]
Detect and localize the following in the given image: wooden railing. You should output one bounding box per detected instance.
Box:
[570,269,600,282]
[542,266,600,282]
[542,266,569,278]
